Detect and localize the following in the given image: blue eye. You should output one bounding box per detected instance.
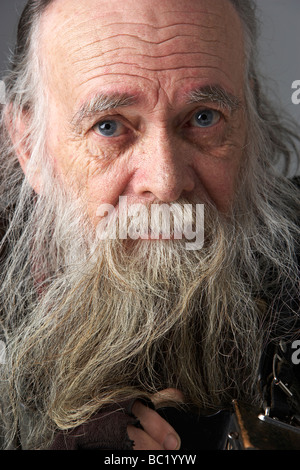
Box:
[192,109,220,128]
[94,120,123,137]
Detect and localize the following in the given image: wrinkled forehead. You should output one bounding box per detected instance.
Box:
[39,0,245,108]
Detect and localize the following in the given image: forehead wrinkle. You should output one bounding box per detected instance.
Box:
[56,5,227,33]
[156,9,224,17]
[73,49,223,67]
[71,37,226,79]
[77,66,233,91]
[41,2,239,83]
[63,16,226,57]
[72,46,137,65]
[70,33,220,57]
[46,15,223,53]
[41,0,245,125]
[75,72,155,94]
[52,12,226,52]
[42,0,240,52]
[96,20,225,31]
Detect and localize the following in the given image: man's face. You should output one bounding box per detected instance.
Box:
[40,0,247,223]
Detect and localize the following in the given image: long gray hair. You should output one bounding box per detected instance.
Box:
[0,0,299,450]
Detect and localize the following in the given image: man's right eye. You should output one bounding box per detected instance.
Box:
[93,119,125,138]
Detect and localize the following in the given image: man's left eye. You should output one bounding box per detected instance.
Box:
[191,109,221,128]
[93,119,125,137]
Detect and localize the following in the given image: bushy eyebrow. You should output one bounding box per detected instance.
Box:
[70,85,241,133]
[71,92,137,132]
[186,85,241,111]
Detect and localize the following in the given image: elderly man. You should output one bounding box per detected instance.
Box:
[0,0,299,451]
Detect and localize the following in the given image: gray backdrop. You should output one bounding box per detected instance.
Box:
[0,0,299,171]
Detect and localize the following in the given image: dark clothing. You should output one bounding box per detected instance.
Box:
[49,399,141,450]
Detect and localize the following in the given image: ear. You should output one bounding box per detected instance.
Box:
[5,105,42,194]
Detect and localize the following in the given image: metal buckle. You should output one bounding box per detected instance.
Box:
[258,413,300,434]
[272,352,293,398]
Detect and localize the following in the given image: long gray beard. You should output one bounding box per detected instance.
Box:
[1,184,273,449]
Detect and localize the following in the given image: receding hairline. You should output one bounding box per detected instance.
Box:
[36,0,247,61]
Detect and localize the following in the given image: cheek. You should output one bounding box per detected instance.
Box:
[79,162,133,224]
[195,148,244,211]
[45,130,85,185]
[49,139,104,190]
[83,179,122,225]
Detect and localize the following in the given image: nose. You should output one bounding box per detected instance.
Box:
[131,132,196,203]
